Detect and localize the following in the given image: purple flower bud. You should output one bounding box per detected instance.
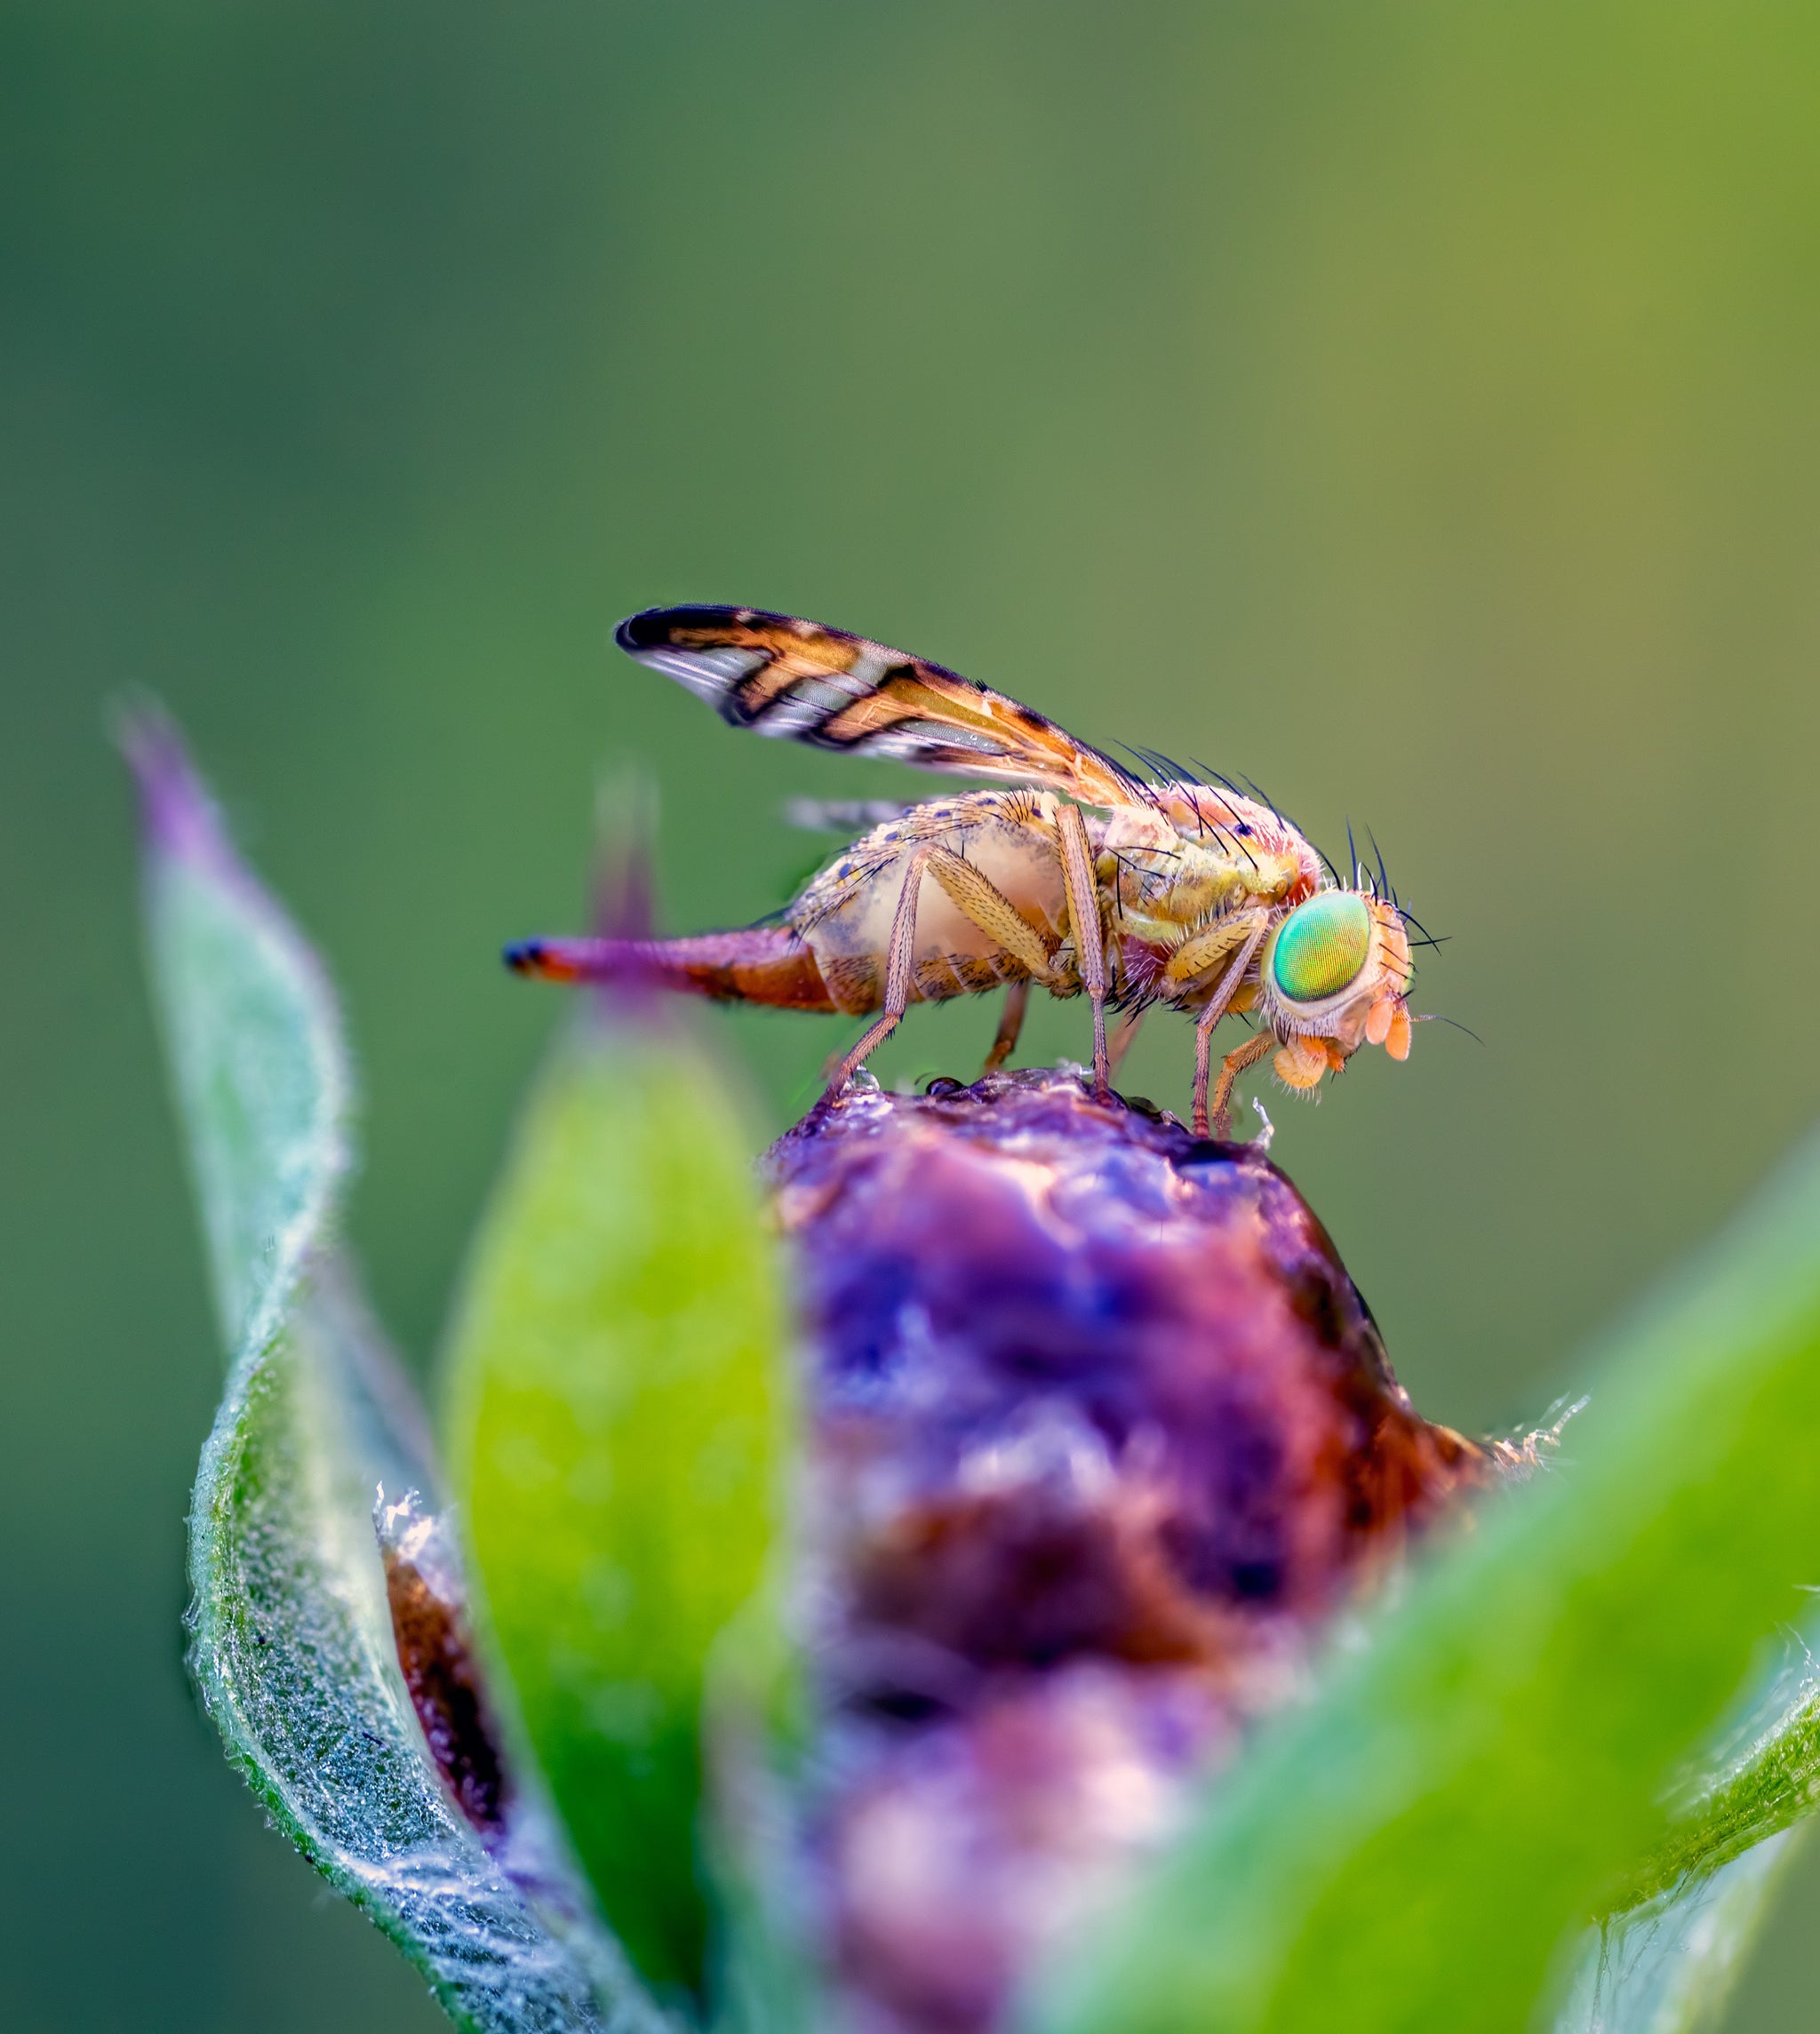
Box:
[765,1070,1485,2034]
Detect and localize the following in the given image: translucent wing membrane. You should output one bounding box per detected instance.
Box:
[617,605,1138,808]
[781,797,917,834]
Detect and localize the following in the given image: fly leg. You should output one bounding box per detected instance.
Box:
[1183,914,1272,1137]
[1209,1029,1275,1141]
[921,845,1059,979]
[1055,802,1110,1100]
[820,838,1063,1104]
[981,978,1030,1073]
[912,843,1058,1078]
[816,847,933,1109]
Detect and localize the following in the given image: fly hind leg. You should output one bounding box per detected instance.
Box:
[1055,803,1111,1100]
[981,978,1030,1073]
[914,843,1057,1081]
[821,840,1060,1106]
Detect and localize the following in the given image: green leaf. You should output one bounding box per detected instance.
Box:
[1554,1831,1805,2034]
[1031,1128,1820,2034]
[1550,1631,1820,2033]
[133,714,352,1360]
[1616,1643,1820,1909]
[440,1013,791,2006]
[132,717,664,2034]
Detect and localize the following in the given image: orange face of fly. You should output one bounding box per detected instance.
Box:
[1258,894,1413,1093]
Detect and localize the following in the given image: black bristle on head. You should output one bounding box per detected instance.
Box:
[1185,762,1245,830]
[1367,827,1392,905]
[1233,772,1284,826]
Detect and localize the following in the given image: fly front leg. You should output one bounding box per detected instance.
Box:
[1055,802,1111,1100]
[1209,1029,1275,1141]
[981,978,1030,1073]
[1183,912,1272,1137]
[817,847,932,1110]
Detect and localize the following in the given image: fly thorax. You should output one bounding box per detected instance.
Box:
[1096,798,1313,928]
[1105,841,1284,945]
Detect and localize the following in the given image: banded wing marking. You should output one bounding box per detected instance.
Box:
[616,605,1137,807]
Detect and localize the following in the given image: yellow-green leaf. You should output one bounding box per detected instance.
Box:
[441,1013,791,2004]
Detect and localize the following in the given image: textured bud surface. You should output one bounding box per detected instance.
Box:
[763,1069,1485,2033]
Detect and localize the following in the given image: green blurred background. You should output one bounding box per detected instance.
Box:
[5,4,1820,2027]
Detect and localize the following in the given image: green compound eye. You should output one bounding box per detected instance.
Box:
[1271,892,1373,1003]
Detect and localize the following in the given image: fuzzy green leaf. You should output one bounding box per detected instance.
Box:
[132,719,662,2034]
[1554,1831,1804,2034]
[134,717,351,1361]
[440,1014,791,2006]
[1032,1129,1820,2034]
[1550,1633,1820,2033]
[1616,1646,1820,1910]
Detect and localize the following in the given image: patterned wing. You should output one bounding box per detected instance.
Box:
[616,605,1138,808]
